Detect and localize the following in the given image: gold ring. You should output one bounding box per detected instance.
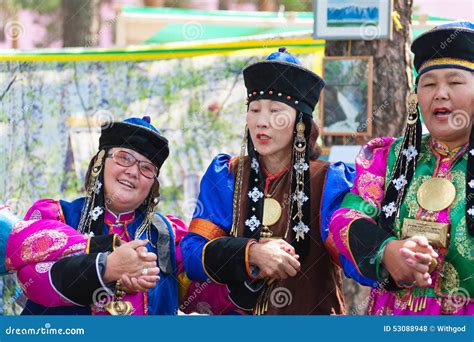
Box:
[428,258,438,273]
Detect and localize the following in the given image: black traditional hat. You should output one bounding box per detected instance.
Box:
[411,21,474,80]
[99,116,169,169]
[243,47,325,116]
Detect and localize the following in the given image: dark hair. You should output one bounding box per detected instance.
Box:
[308,118,322,161]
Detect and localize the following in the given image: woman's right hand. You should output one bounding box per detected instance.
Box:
[382,236,438,288]
[248,238,301,280]
[103,240,158,282]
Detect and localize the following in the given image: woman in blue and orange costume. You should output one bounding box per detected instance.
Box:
[5,116,210,315]
[329,22,474,315]
[180,48,359,315]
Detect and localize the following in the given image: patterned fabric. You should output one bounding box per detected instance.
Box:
[6,217,89,307]
[181,154,355,314]
[329,135,474,315]
[328,137,394,286]
[6,197,215,315]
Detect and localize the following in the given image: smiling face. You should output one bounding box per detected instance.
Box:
[103,147,155,214]
[246,99,297,168]
[417,68,474,149]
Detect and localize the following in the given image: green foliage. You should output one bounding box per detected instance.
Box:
[4,0,61,13]
[279,0,312,12]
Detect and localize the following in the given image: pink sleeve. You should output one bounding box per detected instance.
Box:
[328,137,395,269]
[165,215,187,275]
[6,219,88,271]
[17,262,78,307]
[24,198,65,222]
[6,200,89,307]
[351,137,395,207]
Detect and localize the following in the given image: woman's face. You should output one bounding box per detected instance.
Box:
[417,68,474,148]
[246,99,297,161]
[103,147,155,214]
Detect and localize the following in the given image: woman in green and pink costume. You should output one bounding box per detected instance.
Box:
[328,21,474,315]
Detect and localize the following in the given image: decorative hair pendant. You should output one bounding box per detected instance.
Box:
[407,92,419,125]
[294,121,306,152]
[91,150,106,177]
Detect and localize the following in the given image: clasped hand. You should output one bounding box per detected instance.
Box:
[383,235,438,288]
[104,239,160,293]
[248,238,301,280]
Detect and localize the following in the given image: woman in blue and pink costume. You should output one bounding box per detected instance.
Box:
[6,116,212,315]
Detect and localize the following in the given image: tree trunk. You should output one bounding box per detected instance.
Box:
[324,0,414,142]
[144,0,165,6]
[218,0,230,10]
[324,0,413,312]
[62,0,94,47]
[257,0,277,11]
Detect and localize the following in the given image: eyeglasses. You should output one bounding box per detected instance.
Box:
[106,150,158,179]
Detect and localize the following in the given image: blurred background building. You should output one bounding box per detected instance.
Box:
[0,0,472,49]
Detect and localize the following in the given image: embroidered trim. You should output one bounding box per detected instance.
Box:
[420,58,474,73]
[402,145,418,162]
[91,206,103,221]
[189,218,227,240]
[382,201,397,218]
[248,187,264,203]
[392,175,408,191]
[245,215,261,231]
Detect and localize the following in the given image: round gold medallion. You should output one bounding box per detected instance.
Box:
[417,178,456,212]
[262,197,282,227]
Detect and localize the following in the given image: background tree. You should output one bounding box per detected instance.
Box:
[61,0,95,47]
[324,0,414,142]
[1,0,101,48]
[324,0,414,313]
